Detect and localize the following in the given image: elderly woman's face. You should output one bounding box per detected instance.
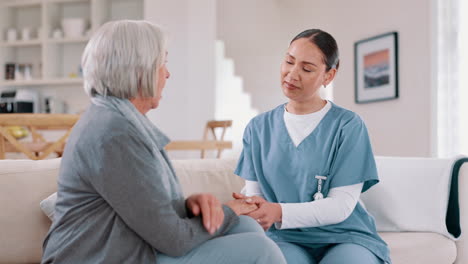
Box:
[150,62,170,109]
[280,38,333,103]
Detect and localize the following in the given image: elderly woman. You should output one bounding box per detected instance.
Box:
[233,29,391,264]
[41,20,286,264]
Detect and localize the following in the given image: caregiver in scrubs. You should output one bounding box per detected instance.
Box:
[234,29,391,264]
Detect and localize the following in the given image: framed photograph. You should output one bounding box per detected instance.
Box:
[354,32,399,104]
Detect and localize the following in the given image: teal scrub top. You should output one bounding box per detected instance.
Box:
[235,102,391,264]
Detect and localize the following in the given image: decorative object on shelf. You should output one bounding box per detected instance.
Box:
[44,97,66,114]
[21,28,31,41]
[52,28,63,39]
[61,18,86,38]
[354,32,399,104]
[24,64,33,80]
[14,65,23,80]
[13,64,32,81]
[6,28,17,42]
[5,63,15,80]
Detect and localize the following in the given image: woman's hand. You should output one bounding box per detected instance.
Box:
[186,193,224,234]
[232,192,282,231]
[232,192,267,204]
[224,199,258,216]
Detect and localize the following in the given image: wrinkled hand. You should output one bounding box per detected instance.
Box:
[233,192,282,231]
[224,198,258,216]
[186,193,224,234]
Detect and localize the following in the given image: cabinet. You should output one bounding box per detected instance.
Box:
[0,0,143,113]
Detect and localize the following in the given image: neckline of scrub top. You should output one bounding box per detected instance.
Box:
[279,101,336,149]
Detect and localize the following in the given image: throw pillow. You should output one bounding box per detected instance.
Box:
[40,192,57,221]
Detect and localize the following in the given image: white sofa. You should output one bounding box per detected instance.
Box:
[0,157,466,264]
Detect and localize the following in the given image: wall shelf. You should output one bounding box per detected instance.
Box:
[46,37,90,44]
[0,0,144,113]
[47,0,89,4]
[0,78,83,87]
[0,39,42,47]
[0,0,41,8]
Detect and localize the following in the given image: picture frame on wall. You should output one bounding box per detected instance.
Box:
[354,32,399,104]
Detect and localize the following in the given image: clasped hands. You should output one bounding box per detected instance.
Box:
[230,192,282,231]
[186,192,282,235]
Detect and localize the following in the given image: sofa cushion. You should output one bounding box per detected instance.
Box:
[379,232,456,264]
[0,158,60,264]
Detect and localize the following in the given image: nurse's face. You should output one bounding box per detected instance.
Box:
[280,38,335,103]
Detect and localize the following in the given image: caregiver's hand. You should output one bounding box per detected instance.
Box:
[186,193,224,235]
[224,198,258,216]
[233,192,282,231]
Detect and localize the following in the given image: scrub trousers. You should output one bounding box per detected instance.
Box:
[157,216,287,264]
[276,241,385,264]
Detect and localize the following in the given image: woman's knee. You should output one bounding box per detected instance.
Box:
[158,232,285,264]
[320,243,383,264]
[227,215,264,235]
[276,241,316,264]
[240,233,286,264]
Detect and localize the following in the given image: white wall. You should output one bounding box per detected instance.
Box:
[145,0,217,158]
[217,0,290,112]
[217,0,435,157]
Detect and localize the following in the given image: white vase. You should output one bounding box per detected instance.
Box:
[61,18,86,38]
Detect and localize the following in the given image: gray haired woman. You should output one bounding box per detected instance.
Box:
[41,20,286,264]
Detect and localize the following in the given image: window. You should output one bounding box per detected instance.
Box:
[437,0,468,157]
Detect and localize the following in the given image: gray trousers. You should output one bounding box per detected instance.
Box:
[157,216,287,264]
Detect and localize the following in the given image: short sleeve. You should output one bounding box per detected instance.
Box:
[234,121,257,181]
[329,115,379,193]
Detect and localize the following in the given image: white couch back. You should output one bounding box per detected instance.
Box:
[173,159,244,203]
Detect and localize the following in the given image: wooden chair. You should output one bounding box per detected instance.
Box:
[165,120,233,159]
[0,114,80,160]
[201,120,232,158]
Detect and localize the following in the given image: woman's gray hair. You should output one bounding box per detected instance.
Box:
[81,20,166,99]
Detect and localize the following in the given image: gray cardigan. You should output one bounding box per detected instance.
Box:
[41,104,239,264]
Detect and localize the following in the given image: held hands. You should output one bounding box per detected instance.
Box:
[186,193,224,235]
[224,196,258,216]
[232,192,282,231]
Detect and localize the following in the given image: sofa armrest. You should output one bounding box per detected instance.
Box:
[456,162,468,264]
